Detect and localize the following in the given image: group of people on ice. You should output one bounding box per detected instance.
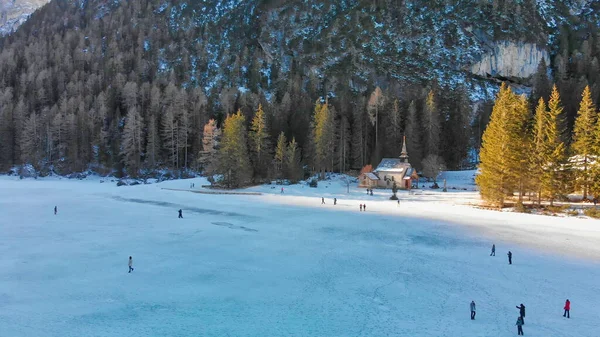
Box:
[472,244,572,334]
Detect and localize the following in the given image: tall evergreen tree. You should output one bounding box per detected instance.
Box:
[367,86,385,162]
[217,110,252,188]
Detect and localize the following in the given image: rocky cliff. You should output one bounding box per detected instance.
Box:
[0,0,48,35]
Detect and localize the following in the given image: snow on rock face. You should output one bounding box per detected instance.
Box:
[0,0,49,35]
[470,41,550,79]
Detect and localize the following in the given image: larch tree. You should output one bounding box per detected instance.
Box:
[285,137,303,183]
[384,99,403,157]
[405,100,423,170]
[542,86,567,205]
[249,104,271,180]
[531,98,548,205]
[423,90,441,157]
[120,106,143,176]
[20,113,42,167]
[217,110,252,188]
[367,86,385,161]
[274,132,287,179]
[198,119,221,174]
[311,100,334,178]
[476,83,529,207]
[571,86,597,199]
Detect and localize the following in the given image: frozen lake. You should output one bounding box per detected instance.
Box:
[1,176,599,336]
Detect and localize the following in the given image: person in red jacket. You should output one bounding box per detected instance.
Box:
[563,299,570,318]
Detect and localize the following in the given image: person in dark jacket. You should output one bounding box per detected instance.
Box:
[178,209,183,218]
[334,198,337,205]
[563,299,570,318]
[516,316,524,335]
[363,204,367,211]
[516,304,525,324]
[490,244,495,256]
[470,301,476,320]
[54,206,57,215]
[321,197,325,204]
[508,251,512,264]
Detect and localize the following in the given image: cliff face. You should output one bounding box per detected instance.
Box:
[470,42,550,79]
[0,0,48,35]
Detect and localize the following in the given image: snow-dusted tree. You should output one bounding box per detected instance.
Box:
[421,154,446,185]
[120,106,143,176]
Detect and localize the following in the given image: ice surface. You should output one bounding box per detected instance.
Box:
[0,173,599,336]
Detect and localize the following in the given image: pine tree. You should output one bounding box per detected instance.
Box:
[249,104,271,180]
[285,137,303,183]
[120,106,143,176]
[542,86,567,205]
[274,132,287,179]
[423,90,441,157]
[405,101,423,170]
[217,110,252,188]
[571,86,597,199]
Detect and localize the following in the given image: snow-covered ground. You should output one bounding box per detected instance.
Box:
[1,172,599,337]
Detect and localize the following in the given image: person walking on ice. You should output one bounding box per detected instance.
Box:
[470,301,476,320]
[54,206,57,215]
[490,244,495,256]
[516,316,524,335]
[281,187,284,194]
[516,303,525,324]
[508,251,512,264]
[128,256,134,273]
[360,204,363,211]
[178,209,183,218]
[363,204,367,211]
[563,299,570,318]
[321,197,325,204]
[334,198,337,205]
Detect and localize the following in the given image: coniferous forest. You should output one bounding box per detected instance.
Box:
[1,0,600,188]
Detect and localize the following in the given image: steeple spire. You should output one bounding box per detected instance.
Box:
[400,135,409,163]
